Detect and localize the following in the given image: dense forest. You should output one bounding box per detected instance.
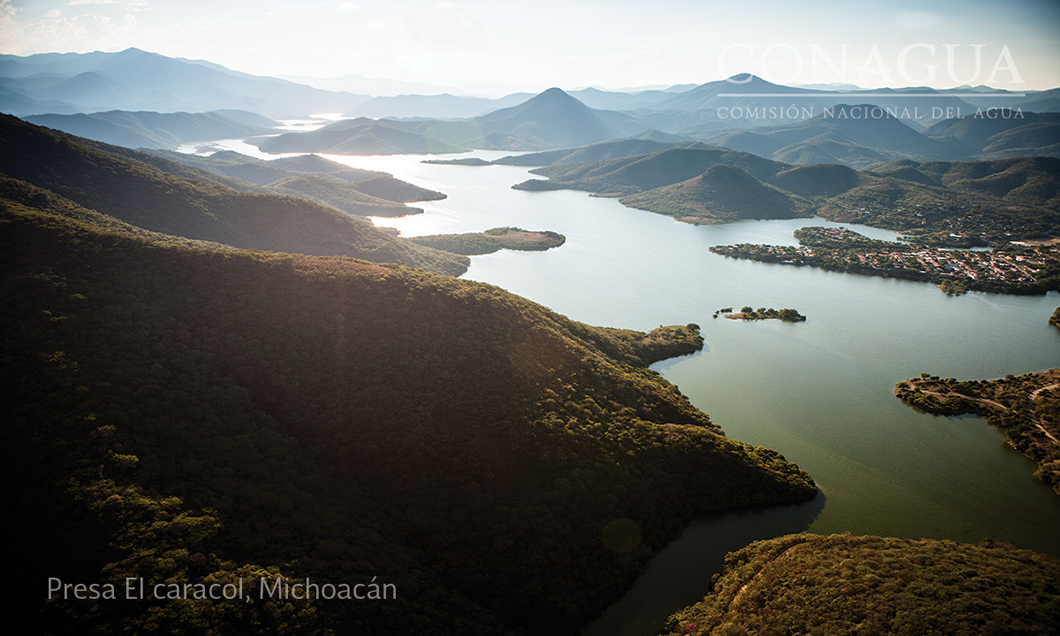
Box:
[896,370,1060,495]
[3,183,816,634]
[662,533,1060,635]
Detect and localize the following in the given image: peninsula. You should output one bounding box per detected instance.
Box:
[710,226,1060,295]
[896,369,1060,495]
[662,533,1060,636]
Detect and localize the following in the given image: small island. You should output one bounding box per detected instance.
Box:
[1051,307,1060,330]
[408,227,565,255]
[421,157,492,166]
[714,306,806,322]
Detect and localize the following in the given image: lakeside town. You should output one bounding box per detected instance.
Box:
[710,226,1060,295]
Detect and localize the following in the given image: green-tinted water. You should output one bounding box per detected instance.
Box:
[247,148,1059,635]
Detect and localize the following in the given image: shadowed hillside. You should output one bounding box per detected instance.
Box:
[3,188,816,634]
[0,114,467,274]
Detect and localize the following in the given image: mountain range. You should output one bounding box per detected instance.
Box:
[0,48,371,118]
[6,49,1058,167]
[256,88,657,154]
[513,141,1059,241]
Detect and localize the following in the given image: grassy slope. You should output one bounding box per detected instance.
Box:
[663,533,1060,636]
[0,114,468,275]
[3,194,815,634]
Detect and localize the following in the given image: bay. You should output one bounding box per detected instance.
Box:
[226,148,1060,635]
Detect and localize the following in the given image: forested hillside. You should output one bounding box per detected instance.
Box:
[3,188,815,634]
[0,115,467,275]
[663,533,1060,635]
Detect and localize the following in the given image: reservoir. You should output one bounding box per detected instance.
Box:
[201,143,1060,635]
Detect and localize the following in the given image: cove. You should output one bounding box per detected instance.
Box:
[235,148,1060,634]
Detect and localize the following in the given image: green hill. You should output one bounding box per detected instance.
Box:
[897,156,1060,206]
[517,146,788,197]
[3,193,815,634]
[0,114,467,274]
[146,150,446,214]
[663,533,1060,636]
[511,140,1059,244]
[621,164,812,223]
[924,112,1060,158]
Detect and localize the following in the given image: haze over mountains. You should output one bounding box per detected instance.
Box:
[5,43,1060,636]
[6,48,1059,167]
[0,48,372,118]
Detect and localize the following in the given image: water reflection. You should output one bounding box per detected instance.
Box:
[584,491,826,636]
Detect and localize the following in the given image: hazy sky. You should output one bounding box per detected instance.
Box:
[2,0,1058,94]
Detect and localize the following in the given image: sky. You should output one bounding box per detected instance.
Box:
[2,0,1059,95]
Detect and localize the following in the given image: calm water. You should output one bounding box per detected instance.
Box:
[201,145,1060,635]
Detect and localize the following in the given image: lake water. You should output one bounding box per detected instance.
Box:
[199,145,1060,635]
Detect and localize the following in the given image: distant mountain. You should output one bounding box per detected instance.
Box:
[473,87,652,148]
[567,87,687,111]
[258,89,657,153]
[705,104,969,168]
[23,110,277,150]
[924,112,1060,158]
[656,74,823,112]
[256,118,469,155]
[0,114,467,275]
[0,48,370,118]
